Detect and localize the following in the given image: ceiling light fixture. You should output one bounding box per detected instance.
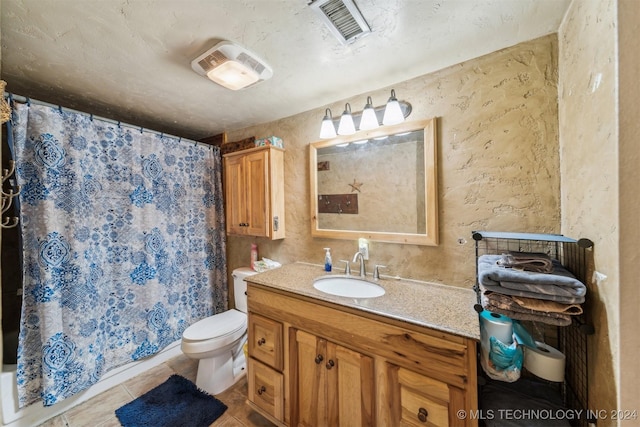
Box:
[191,41,273,90]
[318,89,411,139]
[337,103,356,135]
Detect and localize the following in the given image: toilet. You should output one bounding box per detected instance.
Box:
[181,267,257,395]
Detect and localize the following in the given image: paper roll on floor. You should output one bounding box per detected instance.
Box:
[524,341,566,382]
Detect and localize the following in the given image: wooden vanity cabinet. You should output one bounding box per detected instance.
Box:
[246,284,478,427]
[223,146,285,239]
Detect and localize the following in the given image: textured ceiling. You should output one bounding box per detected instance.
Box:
[1,0,570,141]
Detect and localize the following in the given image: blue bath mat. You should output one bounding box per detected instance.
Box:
[115,374,227,427]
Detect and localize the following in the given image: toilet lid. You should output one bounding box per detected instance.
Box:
[183,309,246,341]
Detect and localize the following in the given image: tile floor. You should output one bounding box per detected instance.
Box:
[38,355,276,427]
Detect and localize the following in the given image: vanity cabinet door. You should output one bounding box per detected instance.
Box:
[295,330,374,427]
[223,146,285,239]
[388,364,466,427]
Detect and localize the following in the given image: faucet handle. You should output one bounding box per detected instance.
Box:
[373,265,387,280]
[339,260,351,275]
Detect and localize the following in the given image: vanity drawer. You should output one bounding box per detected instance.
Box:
[391,366,451,427]
[248,357,284,422]
[248,312,284,370]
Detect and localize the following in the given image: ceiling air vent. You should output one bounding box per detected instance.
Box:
[309,0,371,44]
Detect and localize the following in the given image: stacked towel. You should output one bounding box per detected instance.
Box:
[478,254,586,326]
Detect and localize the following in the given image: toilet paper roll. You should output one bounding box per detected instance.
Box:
[524,341,566,382]
[479,310,513,349]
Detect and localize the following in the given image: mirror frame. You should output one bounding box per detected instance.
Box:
[309,118,439,246]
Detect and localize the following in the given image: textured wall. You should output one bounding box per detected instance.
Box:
[617,0,640,413]
[558,0,618,420]
[225,34,561,290]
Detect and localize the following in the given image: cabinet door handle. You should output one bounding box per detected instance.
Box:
[257,385,266,395]
[417,407,428,422]
[314,354,324,364]
[325,359,335,369]
[257,337,266,346]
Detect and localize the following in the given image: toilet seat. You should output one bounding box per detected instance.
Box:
[181,309,247,354]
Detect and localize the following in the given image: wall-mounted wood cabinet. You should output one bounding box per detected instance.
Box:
[223,146,285,239]
[246,284,478,427]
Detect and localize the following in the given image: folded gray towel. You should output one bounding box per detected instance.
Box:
[478,254,586,304]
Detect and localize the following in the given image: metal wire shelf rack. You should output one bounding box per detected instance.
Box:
[472,231,595,427]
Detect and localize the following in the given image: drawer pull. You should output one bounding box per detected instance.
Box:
[257,385,266,395]
[257,337,266,346]
[417,407,428,422]
[326,359,335,369]
[314,354,324,364]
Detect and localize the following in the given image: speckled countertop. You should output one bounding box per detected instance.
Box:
[246,262,480,340]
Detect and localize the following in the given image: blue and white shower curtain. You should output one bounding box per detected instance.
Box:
[10,102,228,408]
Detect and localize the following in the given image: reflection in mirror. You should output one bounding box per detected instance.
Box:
[310,118,438,246]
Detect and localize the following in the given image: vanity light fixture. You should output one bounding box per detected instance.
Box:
[319,108,338,139]
[382,89,404,125]
[337,103,356,135]
[358,96,379,130]
[318,89,411,139]
[353,139,368,144]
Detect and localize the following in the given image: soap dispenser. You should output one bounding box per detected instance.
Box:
[323,248,332,272]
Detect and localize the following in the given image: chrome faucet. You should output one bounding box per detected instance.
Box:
[352,251,366,278]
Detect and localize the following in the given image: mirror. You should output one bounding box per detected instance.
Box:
[310,118,438,245]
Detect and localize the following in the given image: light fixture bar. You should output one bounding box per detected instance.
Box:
[318,90,412,139]
[327,100,412,130]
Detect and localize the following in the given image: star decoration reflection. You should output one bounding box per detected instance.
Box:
[348,179,363,193]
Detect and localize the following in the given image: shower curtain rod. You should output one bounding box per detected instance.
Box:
[3,92,215,150]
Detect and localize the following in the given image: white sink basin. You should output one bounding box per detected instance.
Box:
[313,276,385,298]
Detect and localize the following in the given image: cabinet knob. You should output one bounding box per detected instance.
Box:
[257,385,266,395]
[257,337,266,346]
[417,407,428,422]
[325,359,335,370]
[314,354,324,364]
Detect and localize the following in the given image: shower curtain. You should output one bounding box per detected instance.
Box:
[10,102,228,408]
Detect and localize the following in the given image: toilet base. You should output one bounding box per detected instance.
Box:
[194,347,247,395]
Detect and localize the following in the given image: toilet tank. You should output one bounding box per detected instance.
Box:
[232,267,257,313]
